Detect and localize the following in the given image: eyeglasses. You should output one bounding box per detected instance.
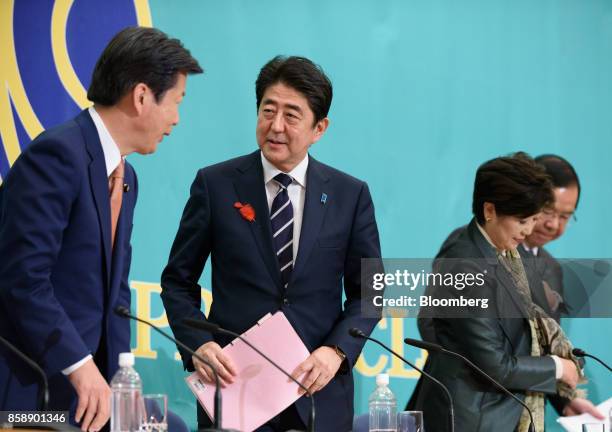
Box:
[541,208,577,226]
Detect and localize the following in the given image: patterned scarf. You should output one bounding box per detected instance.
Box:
[497,250,586,432]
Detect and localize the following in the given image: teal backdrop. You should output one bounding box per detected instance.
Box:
[1,1,611,430]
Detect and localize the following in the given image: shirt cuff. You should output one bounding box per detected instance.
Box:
[551,355,563,380]
[61,354,92,376]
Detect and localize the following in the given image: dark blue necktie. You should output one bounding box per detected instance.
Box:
[270,173,294,288]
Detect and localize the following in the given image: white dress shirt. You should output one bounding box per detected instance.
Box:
[89,106,122,176]
[62,107,123,376]
[261,152,308,263]
[521,243,539,257]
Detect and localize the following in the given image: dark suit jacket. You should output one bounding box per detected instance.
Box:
[418,224,558,343]
[161,150,381,431]
[530,247,568,321]
[409,220,558,432]
[0,110,137,418]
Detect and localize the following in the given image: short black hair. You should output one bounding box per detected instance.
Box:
[255,56,332,125]
[472,152,554,224]
[88,26,203,106]
[535,154,581,209]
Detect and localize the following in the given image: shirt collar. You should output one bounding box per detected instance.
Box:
[89,106,122,177]
[260,152,309,188]
[476,222,508,257]
[521,243,539,256]
[476,222,522,258]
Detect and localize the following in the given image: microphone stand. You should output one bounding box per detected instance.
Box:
[114,307,236,432]
[183,318,316,432]
[0,335,48,411]
[349,329,455,432]
[405,337,536,432]
[573,348,612,373]
[0,336,81,430]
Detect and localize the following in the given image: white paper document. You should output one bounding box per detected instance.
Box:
[557,397,611,432]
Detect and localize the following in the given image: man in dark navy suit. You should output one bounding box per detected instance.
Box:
[0,27,201,431]
[161,56,382,431]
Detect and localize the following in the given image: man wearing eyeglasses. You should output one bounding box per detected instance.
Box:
[414,154,604,421]
[519,155,604,420]
[521,154,580,321]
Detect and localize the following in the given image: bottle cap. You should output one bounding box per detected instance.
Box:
[118,352,135,367]
[376,373,389,386]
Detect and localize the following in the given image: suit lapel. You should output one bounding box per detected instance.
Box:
[493,264,531,318]
[467,220,530,318]
[518,247,552,315]
[233,151,283,290]
[109,212,125,303]
[77,110,111,287]
[293,157,330,280]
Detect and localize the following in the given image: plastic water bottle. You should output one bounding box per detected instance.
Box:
[608,406,611,432]
[111,352,142,432]
[369,373,397,432]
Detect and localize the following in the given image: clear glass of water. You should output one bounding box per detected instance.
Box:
[397,410,423,432]
[582,423,604,432]
[139,394,167,432]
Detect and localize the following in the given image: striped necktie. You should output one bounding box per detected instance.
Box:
[270,173,294,288]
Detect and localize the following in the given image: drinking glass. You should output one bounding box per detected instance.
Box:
[397,410,423,432]
[139,394,167,432]
[582,423,604,432]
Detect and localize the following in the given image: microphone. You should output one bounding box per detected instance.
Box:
[0,335,49,411]
[349,328,455,432]
[114,306,235,432]
[183,318,315,432]
[404,338,536,432]
[572,348,612,372]
[403,338,442,353]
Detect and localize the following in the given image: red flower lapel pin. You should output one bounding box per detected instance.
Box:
[234,201,256,222]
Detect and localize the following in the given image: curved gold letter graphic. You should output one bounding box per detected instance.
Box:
[0,0,152,184]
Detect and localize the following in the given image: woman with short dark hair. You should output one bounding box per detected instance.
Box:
[410,152,586,432]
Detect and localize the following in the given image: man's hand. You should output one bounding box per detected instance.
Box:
[291,346,343,395]
[562,397,605,419]
[67,358,111,432]
[559,358,579,388]
[193,341,237,387]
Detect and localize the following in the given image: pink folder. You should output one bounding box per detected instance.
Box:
[185,311,310,432]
